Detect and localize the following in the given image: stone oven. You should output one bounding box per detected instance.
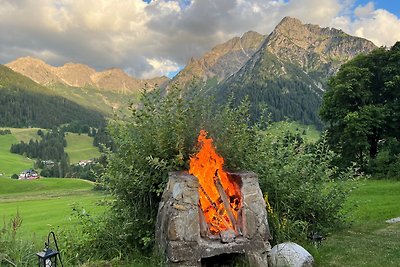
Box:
[155,130,271,266]
[156,171,271,266]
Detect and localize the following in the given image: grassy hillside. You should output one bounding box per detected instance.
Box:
[0,133,34,176]
[0,177,105,239]
[312,180,400,266]
[8,127,42,142]
[0,65,105,128]
[267,121,321,143]
[0,128,102,176]
[0,176,93,198]
[50,83,139,116]
[65,133,101,163]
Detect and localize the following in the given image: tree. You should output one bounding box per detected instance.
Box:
[320,42,400,168]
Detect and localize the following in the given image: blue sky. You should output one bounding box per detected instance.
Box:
[357,0,399,16]
[1,0,399,79]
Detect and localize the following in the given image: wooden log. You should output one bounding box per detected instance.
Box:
[214,170,238,234]
[199,183,231,231]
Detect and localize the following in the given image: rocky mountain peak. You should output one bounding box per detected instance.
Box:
[265,17,377,74]
[6,57,168,93]
[217,16,378,127]
[274,16,304,33]
[6,56,61,85]
[170,30,265,87]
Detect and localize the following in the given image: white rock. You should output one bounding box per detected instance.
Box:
[386,217,400,224]
[268,242,314,267]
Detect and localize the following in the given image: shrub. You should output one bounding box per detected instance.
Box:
[11,174,19,179]
[71,85,353,262]
[249,131,355,243]
[367,138,400,180]
[101,87,260,254]
[0,212,36,266]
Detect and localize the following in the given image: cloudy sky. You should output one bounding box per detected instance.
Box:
[0,0,399,79]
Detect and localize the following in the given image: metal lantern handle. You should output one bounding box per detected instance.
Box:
[47,231,64,267]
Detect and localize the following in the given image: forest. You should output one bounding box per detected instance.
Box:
[0,65,105,129]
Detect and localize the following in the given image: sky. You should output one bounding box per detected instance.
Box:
[0,0,399,79]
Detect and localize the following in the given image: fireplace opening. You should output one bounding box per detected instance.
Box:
[201,253,247,267]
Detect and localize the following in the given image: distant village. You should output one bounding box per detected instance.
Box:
[16,159,94,180]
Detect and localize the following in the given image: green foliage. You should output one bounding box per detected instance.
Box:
[0,129,11,135]
[98,87,262,254]
[11,174,18,179]
[96,85,351,258]
[320,42,400,170]
[248,131,354,243]
[367,138,400,180]
[0,212,36,267]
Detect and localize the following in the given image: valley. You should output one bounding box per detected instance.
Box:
[0,12,399,266]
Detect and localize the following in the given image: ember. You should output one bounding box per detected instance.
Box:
[189,130,242,235]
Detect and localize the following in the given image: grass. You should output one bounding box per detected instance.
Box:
[0,177,106,240]
[8,127,42,142]
[268,121,321,143]
[0,128,101,177]
[65,133,101,163]
[311,179,400,266]
[49,83,138,116]
[0,133,34,176]
[0,176,94,199]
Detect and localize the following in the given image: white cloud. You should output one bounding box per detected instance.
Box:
[347,6,400,47]
[354,1,374,18]
[140,58,181,79]
[0,0,399,78]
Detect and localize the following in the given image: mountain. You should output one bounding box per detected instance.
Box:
[6,57,169,114]
[6,56,169,92]
[0,65,105,128]
[216,17,377,127]
[170,31,265,88]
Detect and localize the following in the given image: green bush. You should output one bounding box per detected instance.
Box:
[11,173,19,179]
[367,138,400,180]
[248,131,355,243]
[102,87,259,253]
[68,86,353,263]
[0,212,37,266]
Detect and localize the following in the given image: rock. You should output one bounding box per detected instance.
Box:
[268,242,314,267]
[386,217,400,224]
[220,229,236,243]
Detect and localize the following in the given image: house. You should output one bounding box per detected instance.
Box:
[19,169,40,180]
[78,160,93,167]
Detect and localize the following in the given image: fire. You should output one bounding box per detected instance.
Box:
[189,130,242,235]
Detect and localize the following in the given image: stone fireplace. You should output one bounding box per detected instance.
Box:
[155,171,271,266]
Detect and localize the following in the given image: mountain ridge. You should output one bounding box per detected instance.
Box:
[215,16,377,127]
[6,56,169,93]
[0,64,105,128]
[170,30,265,88]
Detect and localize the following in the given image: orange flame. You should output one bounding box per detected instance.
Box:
[189,130,242,235]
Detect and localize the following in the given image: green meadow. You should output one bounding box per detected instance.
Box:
[0,128,100,176]
[267,121,321,143]
[0,177,105,240]
[65,132,101,163]
[0,132,35,176]
[312,179,400,266]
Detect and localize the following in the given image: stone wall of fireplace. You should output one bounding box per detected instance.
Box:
[155,171,271,267]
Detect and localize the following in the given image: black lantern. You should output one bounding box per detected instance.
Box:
[36,231,63,267]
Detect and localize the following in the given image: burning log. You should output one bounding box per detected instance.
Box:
[214,170,238,234]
